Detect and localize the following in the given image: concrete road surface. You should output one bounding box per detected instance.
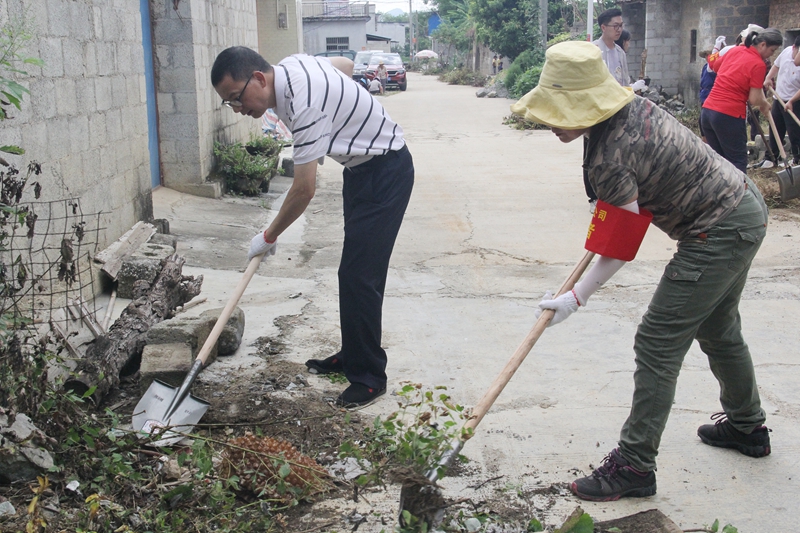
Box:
[154,71,800,531]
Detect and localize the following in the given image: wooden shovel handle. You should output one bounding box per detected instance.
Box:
[464,250,596,434]
[195,256,262,366]
[767,86,800,135]
[765,107,788,161]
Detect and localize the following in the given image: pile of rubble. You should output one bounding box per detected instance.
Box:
[475,81,511,99]
[639,84,687,115]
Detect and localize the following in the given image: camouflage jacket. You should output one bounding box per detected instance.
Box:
[585,96,746,241]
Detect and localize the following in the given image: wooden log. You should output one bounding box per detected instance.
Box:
[64,254,203,404]
[95,221,157,280]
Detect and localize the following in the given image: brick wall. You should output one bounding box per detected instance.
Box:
[152,0,259,197]
[0,0,153,252]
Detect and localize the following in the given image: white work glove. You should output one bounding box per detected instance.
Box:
[248,231,277,262]
[536,290,581,327]
[713,36,726,52]
[631,79,647,92]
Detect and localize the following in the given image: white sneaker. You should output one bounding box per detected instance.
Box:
[759,159,775,169]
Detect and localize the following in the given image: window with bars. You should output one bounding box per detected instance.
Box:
[690,29,697,63]
[326,37,350,51]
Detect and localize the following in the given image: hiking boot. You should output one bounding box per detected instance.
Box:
[570,448,657,502]
[335,383,386,409]
[305,353,344,375]
[697,412,771,458]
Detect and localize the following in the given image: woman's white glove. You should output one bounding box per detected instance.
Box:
[536,290,581,327]
[631,79,647,92]
[248,231,277,262]
[713,35,726,52]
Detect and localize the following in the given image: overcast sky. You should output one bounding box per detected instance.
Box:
[371,0,434,14]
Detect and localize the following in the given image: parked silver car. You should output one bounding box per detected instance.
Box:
[353,50,383,80]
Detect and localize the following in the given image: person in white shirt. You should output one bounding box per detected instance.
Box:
[764,35,800,166]
[582,9,631,210]
[368,78,382,94]
[593,8,630,88]
[212,47,414,408]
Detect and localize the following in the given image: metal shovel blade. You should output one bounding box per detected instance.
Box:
[132,379,210,446]
[776,165,800,202]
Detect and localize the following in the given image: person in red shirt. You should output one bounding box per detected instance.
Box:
[701,28,782,172]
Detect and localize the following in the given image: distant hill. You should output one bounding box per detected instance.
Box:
[383,8,405,17]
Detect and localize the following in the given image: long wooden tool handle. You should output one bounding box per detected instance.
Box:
[767,86,800,131]
[464,250,596,434]
[765,110,788,161]
[196,256,262,366]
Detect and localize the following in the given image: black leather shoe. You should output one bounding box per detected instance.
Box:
[335,383,386,409]
[305,353,344,374]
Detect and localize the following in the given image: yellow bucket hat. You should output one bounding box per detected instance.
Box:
[510,41,634,130]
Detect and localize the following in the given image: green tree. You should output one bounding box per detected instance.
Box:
[379,12,409,23]
[428,0,476,68]
[472,0,541,61]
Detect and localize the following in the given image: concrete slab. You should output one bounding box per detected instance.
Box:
[153,72,800,532]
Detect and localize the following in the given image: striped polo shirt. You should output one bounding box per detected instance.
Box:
[272,54,406,168]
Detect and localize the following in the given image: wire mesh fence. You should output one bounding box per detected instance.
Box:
[1,195,105,328]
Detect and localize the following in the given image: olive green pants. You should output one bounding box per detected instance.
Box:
[619,181,769,472]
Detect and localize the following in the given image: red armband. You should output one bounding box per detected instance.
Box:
[585,200,653,261]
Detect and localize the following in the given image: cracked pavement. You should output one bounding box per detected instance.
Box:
[154,72,800,531]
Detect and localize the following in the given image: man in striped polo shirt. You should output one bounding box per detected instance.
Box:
[211,47,414,409]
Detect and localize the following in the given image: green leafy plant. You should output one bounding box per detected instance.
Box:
[511,65,544,98]
[339,384,470,488]
[684,520,739,533]
[214,135,284,196]
[504,49,544,93]
[0,16,43,126]
[438,68,488,87]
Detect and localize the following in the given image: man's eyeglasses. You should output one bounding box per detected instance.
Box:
[222,73,254,108]
[605,23,624,30]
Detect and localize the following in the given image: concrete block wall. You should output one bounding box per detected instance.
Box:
[0,0,153,252]
[676,0,769,107]
[303,19,369,55]
[151,0,259,198]
[644,0,683,93]
[622,2,646,81]
[770,0,800,48]
[711,0,770,44]
[256,0,303,65]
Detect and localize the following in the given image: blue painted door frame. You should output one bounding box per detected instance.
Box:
[139,0,161,188]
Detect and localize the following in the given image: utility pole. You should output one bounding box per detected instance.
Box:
[587,0,593,42]
[408,0,414,58]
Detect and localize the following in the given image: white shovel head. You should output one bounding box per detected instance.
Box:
[132,379,210,447]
